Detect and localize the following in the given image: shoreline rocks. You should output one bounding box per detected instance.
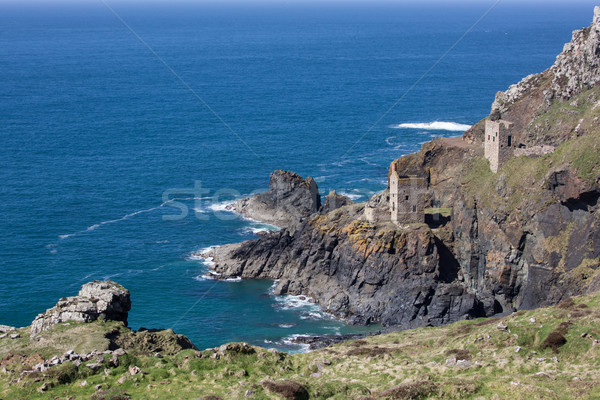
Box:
[230,170,321,229]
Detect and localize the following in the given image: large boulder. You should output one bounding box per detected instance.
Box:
[231,170,321,228]
[30,281,131,336]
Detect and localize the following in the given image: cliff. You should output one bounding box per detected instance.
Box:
[230,170,322,229]
[210,8,600,329]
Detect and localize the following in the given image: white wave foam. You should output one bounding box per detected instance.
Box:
[281,334,311,353]
[187,245,220,266]
[390,121,472,132]
[223,277,242,282]
[359,157,377,167]
[274,294,318,311]
[58,202,169,240]
[338,191,363,201]
[208,200,236,212]
[193,274,214,281]
[240,226,270,235]
[300,312,324,320]
[278,323,295,328]
[239,223,280,236]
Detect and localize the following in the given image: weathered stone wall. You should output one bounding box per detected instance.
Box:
[390,176,426,224]
[364,205,389,223]
[484,119,514,173]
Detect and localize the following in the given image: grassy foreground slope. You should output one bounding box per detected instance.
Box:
[2,293,600,399]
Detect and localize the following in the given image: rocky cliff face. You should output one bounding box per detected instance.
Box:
[231,170,321,229]
[211,8,600,329]
[551,6,600,100]
[466,7,600,148]
[211,204,486,327]
[30,281,131,336]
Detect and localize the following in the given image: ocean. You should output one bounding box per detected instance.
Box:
[0,0,596,351]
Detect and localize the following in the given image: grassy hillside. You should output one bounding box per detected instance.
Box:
[2,292,600,399]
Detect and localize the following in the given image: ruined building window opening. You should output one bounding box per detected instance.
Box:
[412,205,416,212]
[405,195,409,201]
[507,135,512,147]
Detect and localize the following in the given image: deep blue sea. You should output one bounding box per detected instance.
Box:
[0,0,597,351]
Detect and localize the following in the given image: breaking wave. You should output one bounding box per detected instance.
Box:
[390,121,472,131]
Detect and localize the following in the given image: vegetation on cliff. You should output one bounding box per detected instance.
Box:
[2,292,600,399]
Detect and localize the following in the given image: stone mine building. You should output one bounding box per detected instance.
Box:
[365,163,426,225]
[389,165,426,224]
[484,119,514,173]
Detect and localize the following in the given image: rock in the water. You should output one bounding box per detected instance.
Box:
[30,281,131,336]
[231,170,321,228]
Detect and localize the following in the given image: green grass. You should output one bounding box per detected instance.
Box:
[3,292,600,399]
[463,127,600,214]
[462,86,600,214]
[424,207,452,217]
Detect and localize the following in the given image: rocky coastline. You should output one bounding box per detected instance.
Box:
[207,7,600,332]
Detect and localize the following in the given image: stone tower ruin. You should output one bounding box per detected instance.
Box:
[484,119,514,173]
[389,164,426,224]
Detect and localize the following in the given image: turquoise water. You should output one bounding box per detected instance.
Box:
[0,1,596,351]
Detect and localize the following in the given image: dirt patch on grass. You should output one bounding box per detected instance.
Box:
[374,381,438,399]
[541,321,571,353]
[445,349,471,360]
[348,339,368,347]
[262,380,309,400]
[0,352,44,370]
[557,297,576,309]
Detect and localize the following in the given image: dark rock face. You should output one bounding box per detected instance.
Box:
[30,281,131,336]
[211,205,488,328]
[232,170,321,228]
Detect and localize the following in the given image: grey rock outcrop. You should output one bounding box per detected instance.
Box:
[319,190,354,214]
[231,170,321,228]
[551,6,600,100]
[492,7,600,115]
[211,203,488,327]
[30,281,130,336]
[0,325,16,333]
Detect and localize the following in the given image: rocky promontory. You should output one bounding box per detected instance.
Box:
[30,281,131,336]
[210,8,600,330]
[230,170,321,229]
